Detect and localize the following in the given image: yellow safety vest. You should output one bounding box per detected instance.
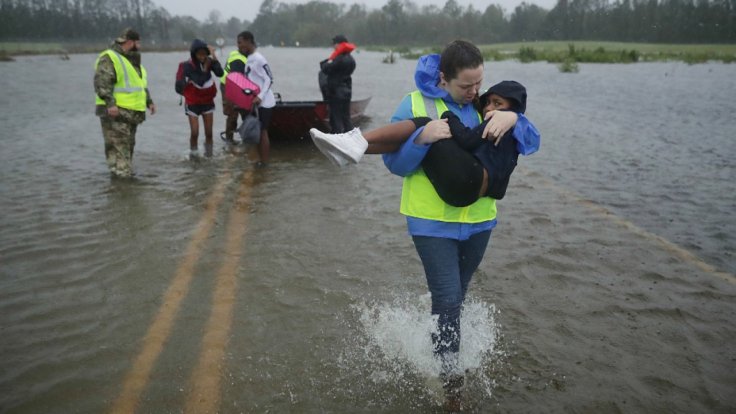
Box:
[399,91,497,223]
[94,49,147,112]
[220,50,247,84]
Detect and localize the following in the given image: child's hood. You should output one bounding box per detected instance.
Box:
[481,80,527,114]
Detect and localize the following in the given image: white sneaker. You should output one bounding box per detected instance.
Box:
[310,127,368,166]
[311,133,350,167]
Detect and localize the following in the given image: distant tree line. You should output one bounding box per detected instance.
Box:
[0,0,250,45]
[0,0,734,46]
[250,0,735,46]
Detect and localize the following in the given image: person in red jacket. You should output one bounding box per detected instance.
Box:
[175,39,224,157]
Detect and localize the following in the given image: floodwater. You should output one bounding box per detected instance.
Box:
[1,48,734,413]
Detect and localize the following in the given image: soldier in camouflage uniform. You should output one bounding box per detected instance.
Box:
[94,28,156,178]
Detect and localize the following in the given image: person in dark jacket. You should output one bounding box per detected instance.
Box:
[319,34,356,133]
[310,80,540,206]
[175,39,224,157]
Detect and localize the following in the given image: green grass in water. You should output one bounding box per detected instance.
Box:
[401,41,735,64]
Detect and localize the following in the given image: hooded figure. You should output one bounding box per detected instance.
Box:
[423,79,538,202]
[174,39,225,157]
[320,35,356,133]
[478,80,527,114]
[175,39,224,105]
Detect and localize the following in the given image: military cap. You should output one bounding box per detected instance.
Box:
[115,28,140,43]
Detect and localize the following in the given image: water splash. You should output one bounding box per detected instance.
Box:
[334,293,502,410]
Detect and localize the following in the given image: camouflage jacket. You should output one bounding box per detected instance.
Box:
[94,43,154,125]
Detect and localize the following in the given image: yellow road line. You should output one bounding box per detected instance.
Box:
[185,169,255,413]
[109,172,233,414]
[519,167,736,284]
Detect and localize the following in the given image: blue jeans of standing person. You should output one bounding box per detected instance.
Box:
[412,230,492,371]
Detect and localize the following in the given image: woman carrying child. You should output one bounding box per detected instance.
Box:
[311,40,541,411]
[311,79,539,205]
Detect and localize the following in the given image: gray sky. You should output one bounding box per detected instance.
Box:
[155,0,558,22]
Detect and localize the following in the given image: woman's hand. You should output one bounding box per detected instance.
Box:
[416,119,451,145]
[482,110,518,145]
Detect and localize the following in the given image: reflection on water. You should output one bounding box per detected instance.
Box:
[0,49,734,412]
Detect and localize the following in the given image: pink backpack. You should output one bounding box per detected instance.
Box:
[224,72,261,111]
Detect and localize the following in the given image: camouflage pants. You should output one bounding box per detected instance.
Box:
[100,117,137,177]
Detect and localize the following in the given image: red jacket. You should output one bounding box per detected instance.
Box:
[175,59,223,105]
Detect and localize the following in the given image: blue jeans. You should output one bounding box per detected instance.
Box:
[412,230,492,367]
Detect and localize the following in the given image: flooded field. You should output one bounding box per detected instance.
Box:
[0,48,734,413]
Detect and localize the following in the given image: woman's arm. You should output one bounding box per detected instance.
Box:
[383,95,450,176]
[481,111,540,154]
[481,110,518,143]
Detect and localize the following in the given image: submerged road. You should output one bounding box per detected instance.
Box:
[1,51,734,413]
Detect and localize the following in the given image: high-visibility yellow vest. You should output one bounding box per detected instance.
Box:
[399,91,497,223]
[94,49,147,112]
[220,50,247,84]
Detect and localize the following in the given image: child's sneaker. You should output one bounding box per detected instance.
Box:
[312,138,349,167]
[309,127,368,166]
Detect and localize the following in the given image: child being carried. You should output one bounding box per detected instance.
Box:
[310,80,540,206]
